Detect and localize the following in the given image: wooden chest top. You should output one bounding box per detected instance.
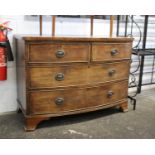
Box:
[15,35,133,42]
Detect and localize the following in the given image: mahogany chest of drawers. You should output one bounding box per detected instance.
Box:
[15,35,133,131]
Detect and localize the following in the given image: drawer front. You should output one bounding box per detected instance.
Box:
[88,61,130,83]
[29,81,128,114]
[28,43,90,63]
[29,61,130,89]
[29,65,88,88]
[28,61,130,89]
[92,43,132,62]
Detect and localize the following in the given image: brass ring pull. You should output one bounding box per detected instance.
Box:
[55,50,65,58]
[107,91,114,98]
[111,49,118,56]
[55,73,64,81]
[108,69,116,76]
[55,97,64,105]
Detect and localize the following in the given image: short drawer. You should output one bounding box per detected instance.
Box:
[28,61,130,89]
[92,43,132,62]
[28,43,90,63]
[29,80,128,115]
[88,61,130,84]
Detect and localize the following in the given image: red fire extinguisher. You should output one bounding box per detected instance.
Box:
[0,31,14,81]
[0,21,13,81]
[0,30,7,80]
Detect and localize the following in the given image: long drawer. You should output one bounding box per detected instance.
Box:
[28,61,130,89]
[29,80,128,115]
[92,43,131,62]
[28,43,90,63]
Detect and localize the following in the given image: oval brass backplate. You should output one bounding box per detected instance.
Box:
[55,97,64,105]
[107,91,114,98]
[55,73,65,81]
[55,50,65,58]
[111,49,118,56]
[108,69,116,76]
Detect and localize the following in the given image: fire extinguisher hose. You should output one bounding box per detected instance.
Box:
[6,39,14,61]
[0,39,14,61]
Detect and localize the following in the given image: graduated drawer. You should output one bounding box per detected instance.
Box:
[92,43,131,62]
[29,80,128,115]
[28,61,130,89]
[28,43,90,63]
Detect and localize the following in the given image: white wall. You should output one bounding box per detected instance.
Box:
[0,15,114,114]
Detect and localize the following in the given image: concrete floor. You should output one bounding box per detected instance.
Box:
[0,89,155,139]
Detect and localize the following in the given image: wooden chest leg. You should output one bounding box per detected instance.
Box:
[25,117,50,131]
[16,108,22,113]
[119,101,128,112]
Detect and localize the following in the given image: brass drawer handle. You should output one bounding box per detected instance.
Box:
[55,97,64,105]
[55,73,64,81]
[111,49,118,56]
[55,50,65,58]
[107,91,114,98]
[108,69,116,76]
